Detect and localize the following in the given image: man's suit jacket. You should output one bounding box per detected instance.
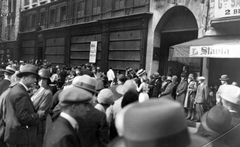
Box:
[4,83,39,145]
[44,116,81,147]
[78,106,109,147]
[0,79,10,96]
[176,80,188,105]
[152,78,162,97]
[195,83,209,104]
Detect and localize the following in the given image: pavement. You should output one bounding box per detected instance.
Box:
[187,120,201,133]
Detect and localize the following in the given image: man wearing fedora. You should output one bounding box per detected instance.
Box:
[0,66,16,96]
[4,64,45,147]
[109,98,210,147]
[194,76,209,122]
[44,75,96,147]
[31,68,53,147]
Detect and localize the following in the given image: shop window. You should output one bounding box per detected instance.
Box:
[60,6,67,21]
[50,9,56,23]
[76,1,85,17]
[40,12,45,25]
[115,0,125,9]
[93,0,101,14]
[24,0,30,6]
[126,0,133,7]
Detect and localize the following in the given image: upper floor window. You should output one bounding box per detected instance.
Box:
[40,11,45,25]
[115,0,125,9]
[102,0,112,12]
[76,0,85,17]
[49,9,56,23]
[93,0,101,14]
[60,6,66,21]
[134,0,147,5]
[24,0,30,6]
[31,14,36,27]
[32,0,38,3]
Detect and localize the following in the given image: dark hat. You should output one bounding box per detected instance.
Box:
[4,66,16,75]
[110,99,210,147]
[219,74,229,81]
[38,68,50,79]
[72,75,98,94]
[201,105,232,134]
[16,64,38,78]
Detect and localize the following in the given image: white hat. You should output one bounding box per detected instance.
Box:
[198,76,205,81]
[219,85,240,105]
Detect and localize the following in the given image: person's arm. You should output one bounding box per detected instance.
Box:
[137,83,143,92]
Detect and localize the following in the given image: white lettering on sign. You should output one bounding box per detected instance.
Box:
[215,0,240,18]
[189,45,240,58]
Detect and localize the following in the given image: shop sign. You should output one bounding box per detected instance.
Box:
[189,45,240,58]
[89,41,98,63]
[215,0,240,18]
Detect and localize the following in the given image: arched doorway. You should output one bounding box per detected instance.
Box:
[154,6,198,76]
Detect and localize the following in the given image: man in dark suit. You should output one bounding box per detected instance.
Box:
[78,105,109,147]
[0,66,15,96]
[44,75,98,147]
[151,72,162,98]
[4,64,45,147]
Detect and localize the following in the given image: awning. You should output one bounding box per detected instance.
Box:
[171,35,240,58]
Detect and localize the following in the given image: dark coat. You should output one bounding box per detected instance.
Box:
[44,116,81,147]
[77,106,109,147]
[4,83,40,145]
[151,78,162,97]
[176,80,188,105]
[0,79,10,96]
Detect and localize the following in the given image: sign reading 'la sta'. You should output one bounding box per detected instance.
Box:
[215,0,240,18]
[189,46,240,58]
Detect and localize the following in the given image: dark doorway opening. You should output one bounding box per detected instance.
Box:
[37,47,43,61]
[159,30,198,76]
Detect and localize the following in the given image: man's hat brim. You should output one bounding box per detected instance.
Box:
[16,72,39,78]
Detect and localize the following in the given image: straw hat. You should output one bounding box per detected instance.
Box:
[218,84,240,105]
[219,75,229,81]
[4,66,16,75]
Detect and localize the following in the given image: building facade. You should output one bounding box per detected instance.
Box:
[0,0,21,62]
[18,0,214,79]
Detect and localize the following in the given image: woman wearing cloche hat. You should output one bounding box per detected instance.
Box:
[30,68,53,147]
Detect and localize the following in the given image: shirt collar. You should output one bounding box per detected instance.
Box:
[4,77,11,81]
[60,112,79,130]
[19,82,29,91]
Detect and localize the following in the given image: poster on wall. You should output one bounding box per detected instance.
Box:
[89,41,98,63]
[215,0,240,18]
[189,45,240,58]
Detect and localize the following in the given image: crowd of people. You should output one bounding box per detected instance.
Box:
[0,60,239,147]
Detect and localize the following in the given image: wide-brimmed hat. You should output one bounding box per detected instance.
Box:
[115,80,137,95]
[72,75,98,94]
[219,74,229,81]
[110,85,123,101]
[166,76,172,81]
[136,69,146,77]
[218,84,240,105]
[16,64,38,78]
[110,99,210,147]
[4,66,16,75]
[38,68,50,79]
[201,105,232,134]
[97,88,114,105]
